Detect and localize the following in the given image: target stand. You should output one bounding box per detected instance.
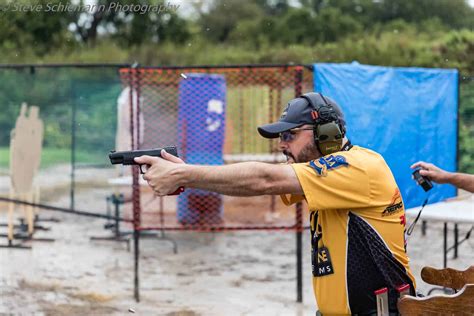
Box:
[90,193,131,251]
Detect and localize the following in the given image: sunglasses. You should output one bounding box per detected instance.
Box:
[279,128,313,142]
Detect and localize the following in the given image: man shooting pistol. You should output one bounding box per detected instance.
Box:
[108,146,184,195]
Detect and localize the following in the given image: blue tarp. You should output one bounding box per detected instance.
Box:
[177,74,226,224]
[313,62,458,208]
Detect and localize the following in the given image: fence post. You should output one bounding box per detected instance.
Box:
[70,80,76,211]
[294,66,304,303]
[129,65,142,302]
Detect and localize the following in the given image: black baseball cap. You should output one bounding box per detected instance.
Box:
[257,94,345,139]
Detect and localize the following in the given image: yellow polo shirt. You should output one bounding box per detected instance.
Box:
[282,146,415,315]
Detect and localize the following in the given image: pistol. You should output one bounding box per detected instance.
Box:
[109,146,184,195]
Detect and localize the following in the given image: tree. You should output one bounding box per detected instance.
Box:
[71,0,190,46]
[300,0,474,30]
[199,0,264,43]
[375,0,473,29]
[0,0,74,55]
[300,0,380,29]
[275,8,316,45]
[254,0,290,16]
[112,5,190,46]
[315,7,363,42]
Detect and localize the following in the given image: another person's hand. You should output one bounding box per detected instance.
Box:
[134,149,186,196]
[410,161,450,184]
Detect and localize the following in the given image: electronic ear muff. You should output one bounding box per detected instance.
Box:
[300,92,345,156]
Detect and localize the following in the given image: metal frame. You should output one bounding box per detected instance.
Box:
[123,64,307,302]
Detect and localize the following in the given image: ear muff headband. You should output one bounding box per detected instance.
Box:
[300,92,344,156]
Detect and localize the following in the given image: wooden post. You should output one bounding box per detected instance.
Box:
[7,189,14,245]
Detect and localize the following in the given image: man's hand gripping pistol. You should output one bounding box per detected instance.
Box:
[108,146,185,195]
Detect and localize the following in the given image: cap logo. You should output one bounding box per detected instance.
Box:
[280,104,290,120]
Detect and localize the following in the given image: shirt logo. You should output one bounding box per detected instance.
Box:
[312,246,334,277]
[382,188,404,217]
[309,155,349,176]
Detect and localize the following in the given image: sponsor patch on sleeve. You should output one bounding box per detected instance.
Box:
[309,155,349,176]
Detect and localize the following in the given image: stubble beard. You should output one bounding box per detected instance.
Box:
[286,142,320,163]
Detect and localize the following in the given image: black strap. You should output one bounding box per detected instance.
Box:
[406,197,429,236]
[341,140,353,151]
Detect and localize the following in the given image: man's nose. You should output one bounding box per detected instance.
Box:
[278,140,288,151]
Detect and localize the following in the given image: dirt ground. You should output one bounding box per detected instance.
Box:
[0,166,473,315]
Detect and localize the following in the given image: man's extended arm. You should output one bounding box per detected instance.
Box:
[411,161,474,193]
[135,150,303,196]
[179,162,302,196]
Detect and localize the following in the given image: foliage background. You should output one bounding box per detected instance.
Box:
[0,0,473,172]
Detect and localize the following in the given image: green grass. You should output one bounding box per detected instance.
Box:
[0,147,8,168]
[0,147,107,169]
